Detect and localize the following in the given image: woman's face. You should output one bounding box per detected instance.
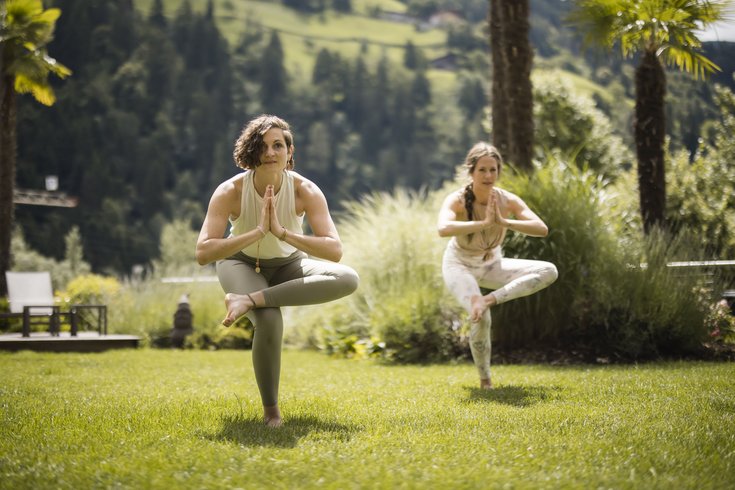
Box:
[259,127,292,171]
[471,155,500,189]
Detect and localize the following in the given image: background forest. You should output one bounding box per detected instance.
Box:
[14,0,735,275]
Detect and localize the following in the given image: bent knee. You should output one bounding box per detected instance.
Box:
[543,263,559,284]
[253,307,283,327]
[339,267,360,294]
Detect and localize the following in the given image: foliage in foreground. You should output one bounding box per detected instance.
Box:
[1,350,734,490]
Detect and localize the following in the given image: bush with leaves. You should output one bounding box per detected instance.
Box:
[533,75,632,178]
[10,226,91,290]
[668,83,735,259]
[499,157,709,358]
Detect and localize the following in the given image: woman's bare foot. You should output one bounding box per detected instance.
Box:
[470,294,497,323]
[480,378,493,390]
[264,405,282,428]
[222,293,256,327]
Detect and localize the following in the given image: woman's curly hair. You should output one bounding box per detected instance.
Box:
[233,114,295,170]
[461,142,503,220]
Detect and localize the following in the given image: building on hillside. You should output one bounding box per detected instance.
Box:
[429,53,460,71]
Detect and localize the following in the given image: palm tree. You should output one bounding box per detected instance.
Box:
[489,0,534,171]
[570,0,729,233]
[0,0,71,295]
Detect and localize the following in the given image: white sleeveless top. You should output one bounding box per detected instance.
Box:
[229,170,304,259]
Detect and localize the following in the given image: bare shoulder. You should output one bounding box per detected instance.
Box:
[292,171,324,199]
[496,187,532,216]
[210,173,244,216]
[496,187,523,205]
[447,188,465,207]
[441,188,466,217]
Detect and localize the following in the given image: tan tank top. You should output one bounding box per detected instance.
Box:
[229,170,304,259]
[451,187,510,257]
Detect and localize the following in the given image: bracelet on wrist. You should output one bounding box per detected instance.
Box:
[279,227,288,240]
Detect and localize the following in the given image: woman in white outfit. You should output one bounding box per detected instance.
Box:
[437,142,557,390]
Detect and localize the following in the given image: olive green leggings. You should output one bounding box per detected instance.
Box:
[216,251,359,406]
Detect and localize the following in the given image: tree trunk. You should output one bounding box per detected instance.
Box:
[503,0,533,171]
[489,0,510,158]
[0,75,17,296]
[634,49,667,233]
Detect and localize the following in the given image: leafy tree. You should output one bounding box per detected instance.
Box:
[332,0,352,13]
[149,0,166,29]
[0,0,71,295]
[534,75,632,176]
[667,83,735,258]
[457,73,486,119]
[570,0,729,233]
[403,40,425,70]
[259,31,288,112]
[153,218,200,277]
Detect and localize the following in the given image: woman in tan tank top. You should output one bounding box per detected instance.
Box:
[437,142,557,390]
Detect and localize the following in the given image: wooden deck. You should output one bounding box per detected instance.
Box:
[0,331,140,353]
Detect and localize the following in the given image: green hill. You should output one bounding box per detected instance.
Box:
[136,0,452,82]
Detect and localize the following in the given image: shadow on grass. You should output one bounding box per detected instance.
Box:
[463,384,560,407]
[211,414,358,448]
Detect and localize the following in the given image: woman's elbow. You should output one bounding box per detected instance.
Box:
[437,225,450,237]
[538,224,549,237]
[331,243,344,262]
[195,246,211,266]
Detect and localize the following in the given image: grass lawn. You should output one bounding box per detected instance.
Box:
[1,349,734,489]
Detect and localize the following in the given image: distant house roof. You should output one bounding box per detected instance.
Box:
[428,11,464,28]
[429,53,460,71]
[378,11,418,24]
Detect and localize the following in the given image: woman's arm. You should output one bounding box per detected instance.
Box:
[437,192,489,237]
[195,180,267,265]
[497,193,549,237]
[273,178,343,262]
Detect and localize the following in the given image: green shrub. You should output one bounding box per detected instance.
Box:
[582,229,710,358]
[214,325,253,350]
[498,157,617,347]
[533,74,632,178]
[11,226,91,290]
[667,148,735,259]
[62,274,121,305]
[371,287,469,363]
[499,157,710,358]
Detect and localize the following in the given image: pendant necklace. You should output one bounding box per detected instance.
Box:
[255,239,261,273]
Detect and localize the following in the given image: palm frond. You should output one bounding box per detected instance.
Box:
[14,72,55,105]
[570,0,730,76]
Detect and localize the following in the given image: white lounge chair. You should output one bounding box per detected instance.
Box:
[3,271,61,336]
[2,272,107,337]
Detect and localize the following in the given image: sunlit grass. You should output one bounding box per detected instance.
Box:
[1,350,734,489]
